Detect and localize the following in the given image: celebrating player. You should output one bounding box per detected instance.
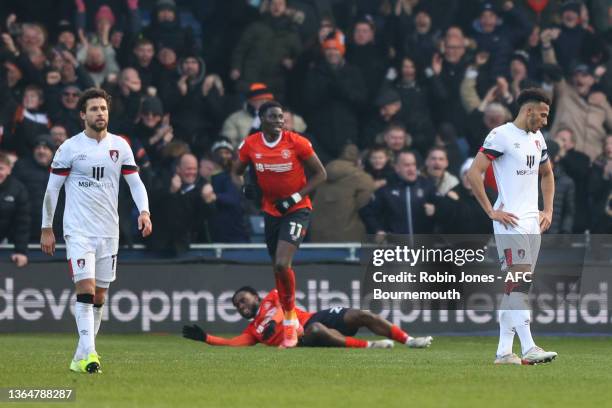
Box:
[467,88,557,365]
[233,101,327,348]
[182,286,433,349]
[40,88,152,374]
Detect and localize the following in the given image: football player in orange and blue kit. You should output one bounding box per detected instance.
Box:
[232,101,327,348]
[182,287,433,349]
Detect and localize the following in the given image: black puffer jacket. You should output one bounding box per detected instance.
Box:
[0,176,30,254]
[303,61,367,162]
[12,157,64,241]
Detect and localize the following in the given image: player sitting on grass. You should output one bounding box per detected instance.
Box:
[182,286,433,349]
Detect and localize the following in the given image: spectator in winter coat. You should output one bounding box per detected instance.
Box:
[143,0,196,57]
[131,96,173,166]
[148,153,215,255]
[360,150,438,239]
[0,152,29,267]
[435,158,493,234]
[311,144,376,242]
[207,139,249,243]
[3,84,49,157]
[588,135,612,233]
[230,0,302,102]
[543,29,612,161]
[47,84,83,137]
[221,83,275,147]
[421,147,459,195]
[470,2,532,78]
[12,135,64,242]
[539,140,575,234]
[159,54,225,156]
[303,30,367,162]
[554,128,591,232]
[363,144,395,190]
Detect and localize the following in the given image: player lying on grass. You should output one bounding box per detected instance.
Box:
[182,286,433,349]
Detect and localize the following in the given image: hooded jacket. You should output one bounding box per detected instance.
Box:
[310,158,375,242]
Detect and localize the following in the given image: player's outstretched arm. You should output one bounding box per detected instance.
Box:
[40,173,67,256]
[539,159,554,232]
[467,152,518,228]
[123,172,152,237]
[182,324,258,347]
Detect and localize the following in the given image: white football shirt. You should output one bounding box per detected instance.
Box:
[480,122,548,221]
[50,132,138,238]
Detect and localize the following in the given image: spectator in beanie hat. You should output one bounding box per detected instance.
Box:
[221,82,275,147]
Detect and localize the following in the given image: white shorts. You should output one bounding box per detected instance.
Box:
[493,217,541,272]
[65,236,119,288]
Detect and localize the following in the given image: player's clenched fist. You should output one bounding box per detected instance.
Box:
[275,192,302,214]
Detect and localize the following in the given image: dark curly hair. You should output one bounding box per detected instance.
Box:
[77,88,112,113]
[516,88,551,107]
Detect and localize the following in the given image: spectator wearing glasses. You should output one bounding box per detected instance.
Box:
[47,84,83,136]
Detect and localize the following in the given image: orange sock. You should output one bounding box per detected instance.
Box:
[345,337,368,348]
[390,325,408,344]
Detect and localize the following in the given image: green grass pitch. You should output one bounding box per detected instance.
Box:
[1,334,610,408]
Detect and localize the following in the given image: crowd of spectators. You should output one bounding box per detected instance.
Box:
[0,0,611,265]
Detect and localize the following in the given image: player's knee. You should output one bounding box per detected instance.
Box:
[93,293,106,305]
[305,322,325,336]
[302,323,325,347]
[359,310,378,325]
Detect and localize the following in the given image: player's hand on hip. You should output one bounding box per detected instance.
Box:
[539,210,552,233]
[40,228,56,256]
[138,211,153,237]
[489,204,518,229]
[274,193,302,214]
[182,324,207,342]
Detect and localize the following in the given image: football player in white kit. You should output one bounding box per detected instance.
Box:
[467,88,558,365]
[40,88,152,373]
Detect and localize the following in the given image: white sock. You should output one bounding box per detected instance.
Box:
[508,292,536,355]
[366,341,372,348]
[75,301,96,358]
[496,295,515,357]
[93,304,104,337]
[496,311,515,357]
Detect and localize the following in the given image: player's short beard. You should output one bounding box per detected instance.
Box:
[248,303,258,319]
[88,119,107,132]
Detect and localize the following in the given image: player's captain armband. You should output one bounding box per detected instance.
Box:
[540,149,549,163]
[50,145,72,175]
[479,146,503,161]
[121,164,139,175]
[50,167,71,176]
